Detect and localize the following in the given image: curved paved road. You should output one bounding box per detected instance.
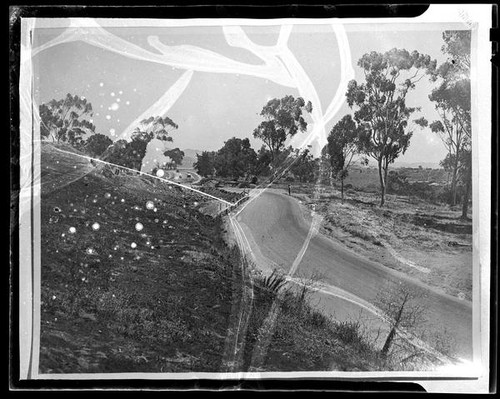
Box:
[236,190,473,360]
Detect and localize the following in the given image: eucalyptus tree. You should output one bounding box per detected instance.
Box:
[194,151,216,177]
[129,116,179,171]
[326,114,361,201]
[427,31,471,214]
[163,148,185,169]
[346,49,436,206]
[213,137,257,180]
[289,148,318,183]
[253,95,313,162]
[101,116,178,172]
[39,93,96,147]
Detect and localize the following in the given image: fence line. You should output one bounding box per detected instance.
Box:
[217,193,250,217]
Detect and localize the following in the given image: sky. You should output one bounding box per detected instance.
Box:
[32,21,463,171]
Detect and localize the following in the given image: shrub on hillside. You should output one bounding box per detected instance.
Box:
[387,170,448,204]
[84,133,113,157]
[334,320,370,352]
[387,170,410,194]
[257,269,288,294]
[365,183,378,193]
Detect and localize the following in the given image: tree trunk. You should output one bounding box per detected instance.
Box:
[461,174,471,219]
[381,326,397,358]
[450,157,459,206]
[381,299,405,358]
[384,164,389,195]
[377,158,386,207]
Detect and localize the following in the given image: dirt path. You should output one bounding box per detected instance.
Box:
[236,189,473,360]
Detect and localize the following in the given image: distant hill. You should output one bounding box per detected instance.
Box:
[392,161,442,169]
[168,147,442,170]
[343,156,442,171]
[180,149,202,169]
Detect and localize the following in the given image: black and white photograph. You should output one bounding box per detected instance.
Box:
[14,4,493,392]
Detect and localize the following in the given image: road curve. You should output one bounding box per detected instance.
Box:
[236,190,473,360]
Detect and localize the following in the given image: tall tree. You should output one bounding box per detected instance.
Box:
[255,145,273,176]
[267,145,295,181]
[441,30,471,73]
[100,139,130,170]
[213,137,257,180]
[346,49,436,206]
[459,148,472,219]
[163,148,185,169]
[326,114,361,201]
[101,116,178,172]
[253,95,312,162]
[194,151,216,177]
[426,114,469,206]
[133,116,178,143]
[39,93,96,147]
[427,31,471,215]
[129,116,179,171]
[289,148,318,183]
[319,146,334,185]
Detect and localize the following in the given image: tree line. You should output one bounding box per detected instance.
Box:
[39,94,184,173]
[328,31,471,216]
[40,30,471,217]
[194,29,471,217]
[193,95,318,184]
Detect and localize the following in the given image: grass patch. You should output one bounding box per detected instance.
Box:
[40,144,433,373]
[39,144,240,373]
[294,181,472,301]
[241,273,386,372]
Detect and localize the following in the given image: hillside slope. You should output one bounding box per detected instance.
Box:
[38,143,402,373]
[40,143,240,373]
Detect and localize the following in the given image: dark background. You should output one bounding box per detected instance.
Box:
[7,1,497,393]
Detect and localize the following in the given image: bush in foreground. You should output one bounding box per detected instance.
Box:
[242,270,385,371]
